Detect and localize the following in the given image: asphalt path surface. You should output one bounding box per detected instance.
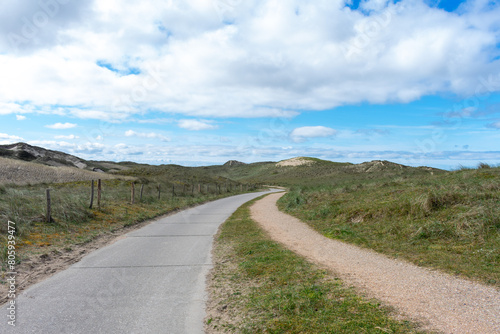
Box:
[1,190,280,334]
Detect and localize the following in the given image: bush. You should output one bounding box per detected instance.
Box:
[16,150,36,161]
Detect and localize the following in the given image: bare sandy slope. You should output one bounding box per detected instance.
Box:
[0,157,121,185]
[276,157,314,167]
[250,192,500,334]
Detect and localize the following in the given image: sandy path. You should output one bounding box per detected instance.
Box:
[250,192,500,334]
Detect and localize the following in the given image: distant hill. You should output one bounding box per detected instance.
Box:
[0,142,130,172]
[0,143,134,185]
[0,142,445,186]
[0,157,127,186]
[0,142,89,168]
[202,157,445,186]
[224,160,246,167]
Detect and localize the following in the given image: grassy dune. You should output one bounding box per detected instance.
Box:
[279,165,500,286]
[0,157,125,186]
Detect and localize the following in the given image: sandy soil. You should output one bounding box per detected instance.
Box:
[250,192,500,334]
[276,157,314,167]
[0,157,123,185]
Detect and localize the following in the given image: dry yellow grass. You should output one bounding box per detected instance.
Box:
[0,157,122,185]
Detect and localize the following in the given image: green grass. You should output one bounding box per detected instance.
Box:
[0,177,255,270]
[278,166,500,286]
[203,158,444,188]
[206,197,427,333]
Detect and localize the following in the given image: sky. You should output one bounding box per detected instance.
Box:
[1,0,500,170]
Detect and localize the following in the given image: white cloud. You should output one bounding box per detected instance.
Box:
[0,1,94,53]
[55,134,79,140]
[29,140,105,156]
[445,107,477,118]
[290,126,337,142]
[0,133,23,142]
[16,115,26,120]
[178,119,218,131]
[125,130,170,141]
[45,122,77,129]
[0,102,35,115]
[487,121,500,129]
[0,1,497,121]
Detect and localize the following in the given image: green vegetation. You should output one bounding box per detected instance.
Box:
[278,165,500,286]
[205,157,443,187]
[2,142,498,329]
[0,167,254,271]
[207,198,426,333]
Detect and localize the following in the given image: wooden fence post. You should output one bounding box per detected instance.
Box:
[97,179,102,209]
[89,180,94,209]
[198,184,201,193]
[158,183,161,200]
[46,189,51,223]
[131,182,135,205]
[172,184,175,197]
[140,184,144,202]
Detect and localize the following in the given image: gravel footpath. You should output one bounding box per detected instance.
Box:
[250,192,500,334]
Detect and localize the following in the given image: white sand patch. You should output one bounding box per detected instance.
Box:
[276,157,314,167]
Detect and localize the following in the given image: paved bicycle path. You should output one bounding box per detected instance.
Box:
[1,190,279,334]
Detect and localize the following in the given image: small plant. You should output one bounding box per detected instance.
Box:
[478,162,491,169]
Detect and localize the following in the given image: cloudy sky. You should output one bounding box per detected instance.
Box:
[1,0,499,169]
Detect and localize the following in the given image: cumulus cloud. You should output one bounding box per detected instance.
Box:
[29,140,105,156]
[125,130,170,141]
[290,126,337,142]
[0,0,497,121]
[178,119,218,131]
[16,115,26,120]
[45,122,77,129]
[0,133,23,143]
[55,134,79,139]
[0,0,94,53]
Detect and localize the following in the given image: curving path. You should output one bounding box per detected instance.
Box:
[1,190,279,334]
[250,192,500,334]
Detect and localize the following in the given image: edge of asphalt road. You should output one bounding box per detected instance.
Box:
[0,188,285,308]
[0,188,284,333]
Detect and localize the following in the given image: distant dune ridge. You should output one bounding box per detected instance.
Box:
[0,157,122,185]
[0,143,130,185]
[0,142,89,169]
[0,142,442,186]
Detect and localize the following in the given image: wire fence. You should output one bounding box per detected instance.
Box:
[43,179,259,223]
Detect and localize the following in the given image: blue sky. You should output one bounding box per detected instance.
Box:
[1,0,500,170]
